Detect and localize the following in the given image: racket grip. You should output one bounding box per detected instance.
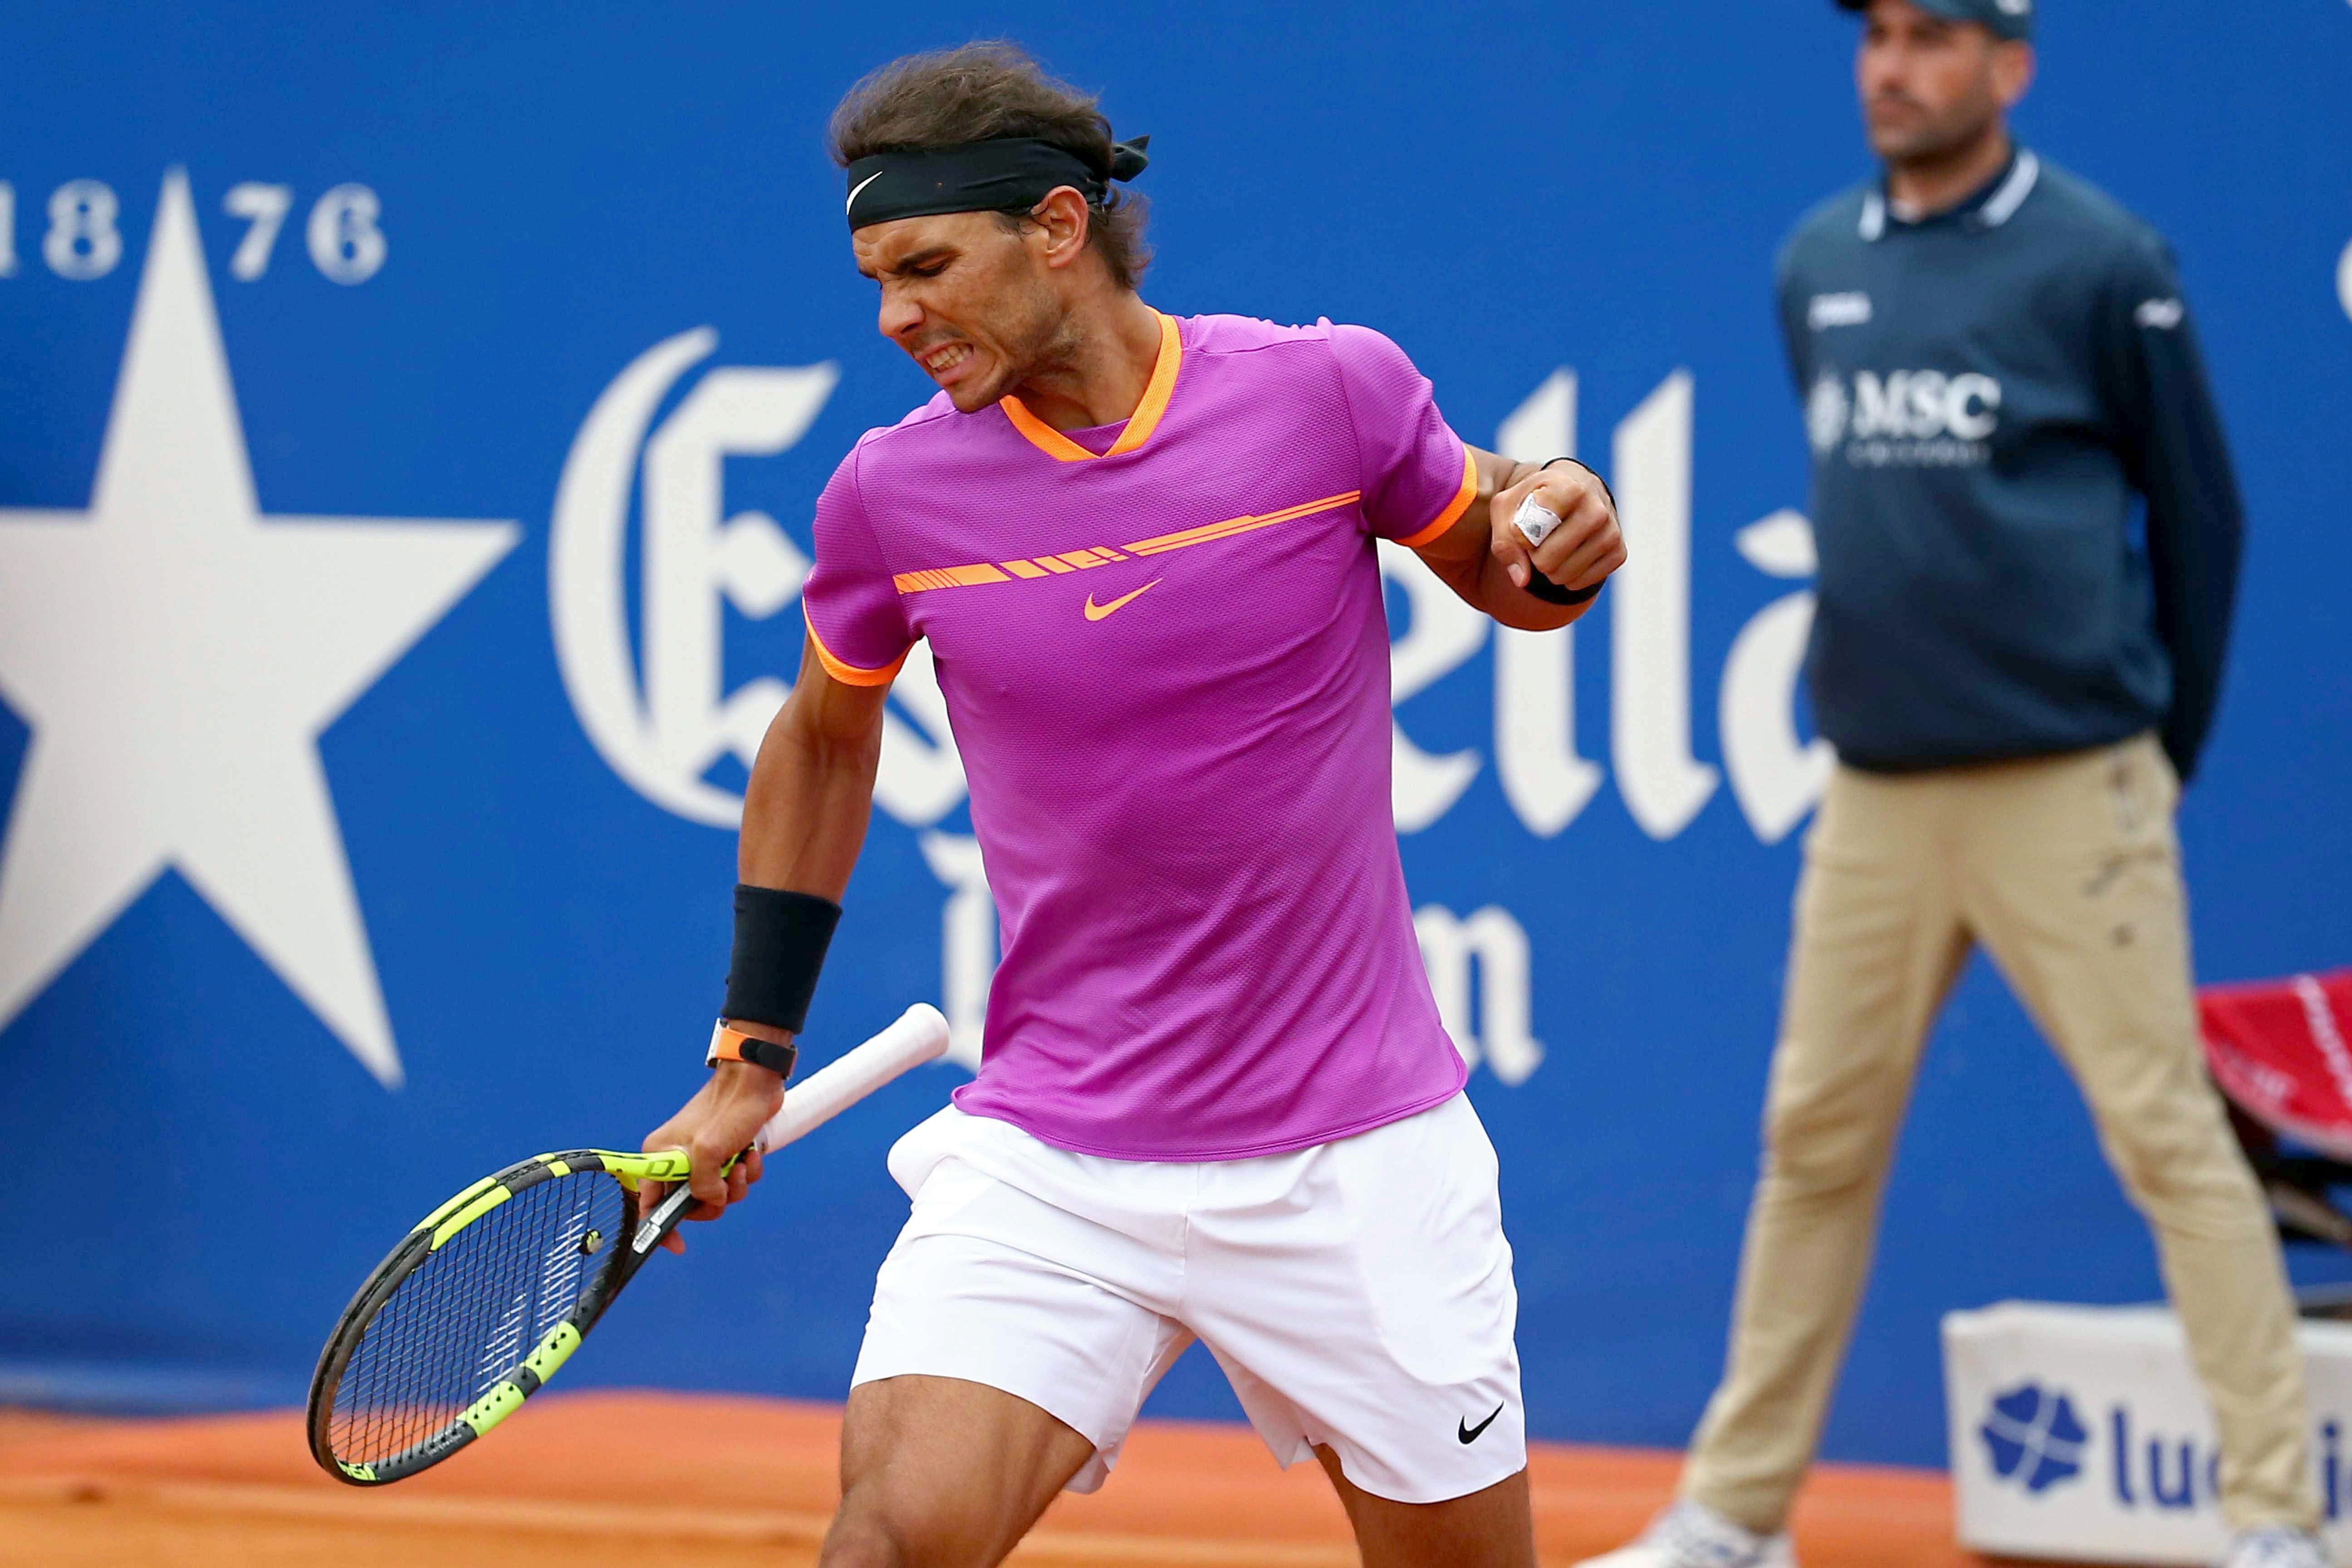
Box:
[632,1180,700,1255]
[758,1003,951,1152]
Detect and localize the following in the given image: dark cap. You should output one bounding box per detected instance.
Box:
[1835,0,2034,42]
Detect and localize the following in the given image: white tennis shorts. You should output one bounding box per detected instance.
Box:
[849,1092,1524,1504]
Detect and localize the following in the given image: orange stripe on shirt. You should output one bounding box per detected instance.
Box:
[894,562,1011,593]
[1122,490,1362,557]
[887,490,1368,595]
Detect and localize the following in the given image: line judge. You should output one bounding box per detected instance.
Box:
[1583,4,2319,1567]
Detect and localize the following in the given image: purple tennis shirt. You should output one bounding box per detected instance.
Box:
[801,311,1476,1160]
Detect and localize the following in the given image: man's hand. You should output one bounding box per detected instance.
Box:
[1411,450,1625,630]
[1489,461,1624,598]
[635,636,887,1256]
[637,1058,785,1255]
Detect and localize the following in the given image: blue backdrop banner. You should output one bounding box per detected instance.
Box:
[2,1,2347,1473]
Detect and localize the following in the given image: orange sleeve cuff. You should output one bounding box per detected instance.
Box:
[1393,445,1479,550]
[806,620,908,689]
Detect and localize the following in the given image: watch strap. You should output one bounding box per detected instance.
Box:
[706,1019,798,1079]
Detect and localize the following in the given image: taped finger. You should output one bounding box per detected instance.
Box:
[1513,494,1561,548]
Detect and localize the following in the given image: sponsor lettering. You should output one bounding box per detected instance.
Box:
[1808,368,2001,466]
[1982,1385,2352,1522]
[1851,369,2001,441]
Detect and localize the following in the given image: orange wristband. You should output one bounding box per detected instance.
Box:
[706,1020,797,1079]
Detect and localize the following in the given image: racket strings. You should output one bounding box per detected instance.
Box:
[328,1172,631,1466]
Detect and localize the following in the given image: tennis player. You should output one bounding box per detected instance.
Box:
[636,42,1622,1568]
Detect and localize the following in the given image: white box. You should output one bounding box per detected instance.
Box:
[1944,1302,2352,1564]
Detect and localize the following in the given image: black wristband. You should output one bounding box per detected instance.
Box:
[732,1034,798,1075]
[1539,454,1615,505]
[1524,457,1612,606]
[709,1021,799,1079]
[721,885,842,1035]
[1523,573,1604,606]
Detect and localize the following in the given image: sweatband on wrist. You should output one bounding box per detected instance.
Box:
[721,884,842,1035]
[1523,574,1603,606]
[1539,456,1618,515]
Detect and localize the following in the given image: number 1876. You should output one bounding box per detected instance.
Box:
[0,178,386,284]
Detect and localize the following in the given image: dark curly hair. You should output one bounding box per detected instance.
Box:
[828,42,1152,290]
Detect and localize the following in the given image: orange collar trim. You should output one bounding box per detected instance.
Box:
[998,311,1183,463]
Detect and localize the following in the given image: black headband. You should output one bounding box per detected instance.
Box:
[844,135,1150,231]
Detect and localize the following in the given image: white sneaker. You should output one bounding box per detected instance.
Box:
[1573,1499,1799,1568]
[2223,1526,2330,1568]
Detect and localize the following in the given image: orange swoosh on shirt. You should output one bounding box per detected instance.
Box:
[1083,580,1162,621]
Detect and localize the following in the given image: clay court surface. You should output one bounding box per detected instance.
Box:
[0,1392,2059,1568]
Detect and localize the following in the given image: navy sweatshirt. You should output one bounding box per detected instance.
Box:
[1777,148,2243,781]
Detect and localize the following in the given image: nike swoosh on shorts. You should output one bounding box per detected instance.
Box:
[1458,1402,1504,1444]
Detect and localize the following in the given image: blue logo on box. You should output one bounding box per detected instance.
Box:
[1981,1383,2088,1493]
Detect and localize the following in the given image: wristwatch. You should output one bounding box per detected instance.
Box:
[706,1019,797,1079]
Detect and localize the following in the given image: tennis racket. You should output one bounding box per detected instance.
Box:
[307,1002,950,1485]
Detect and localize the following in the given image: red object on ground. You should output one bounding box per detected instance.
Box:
[2202,970,2352,1159]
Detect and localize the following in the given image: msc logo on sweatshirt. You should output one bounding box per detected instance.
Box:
[1808,368,2002,467]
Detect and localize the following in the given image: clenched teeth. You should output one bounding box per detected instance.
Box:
[923,343,972,374]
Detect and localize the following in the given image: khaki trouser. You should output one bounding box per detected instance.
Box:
[1681,733,2318,1535]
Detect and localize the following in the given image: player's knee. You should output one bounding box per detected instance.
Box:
[822,1480,997,1568]
[817,1514,904,1568]
[822,1481,912,1568]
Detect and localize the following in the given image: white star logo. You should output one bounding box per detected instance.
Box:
[0,171,518,1086]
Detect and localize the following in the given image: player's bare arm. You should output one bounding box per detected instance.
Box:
[1412,446,1624,632]
[638,636,891,1248]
